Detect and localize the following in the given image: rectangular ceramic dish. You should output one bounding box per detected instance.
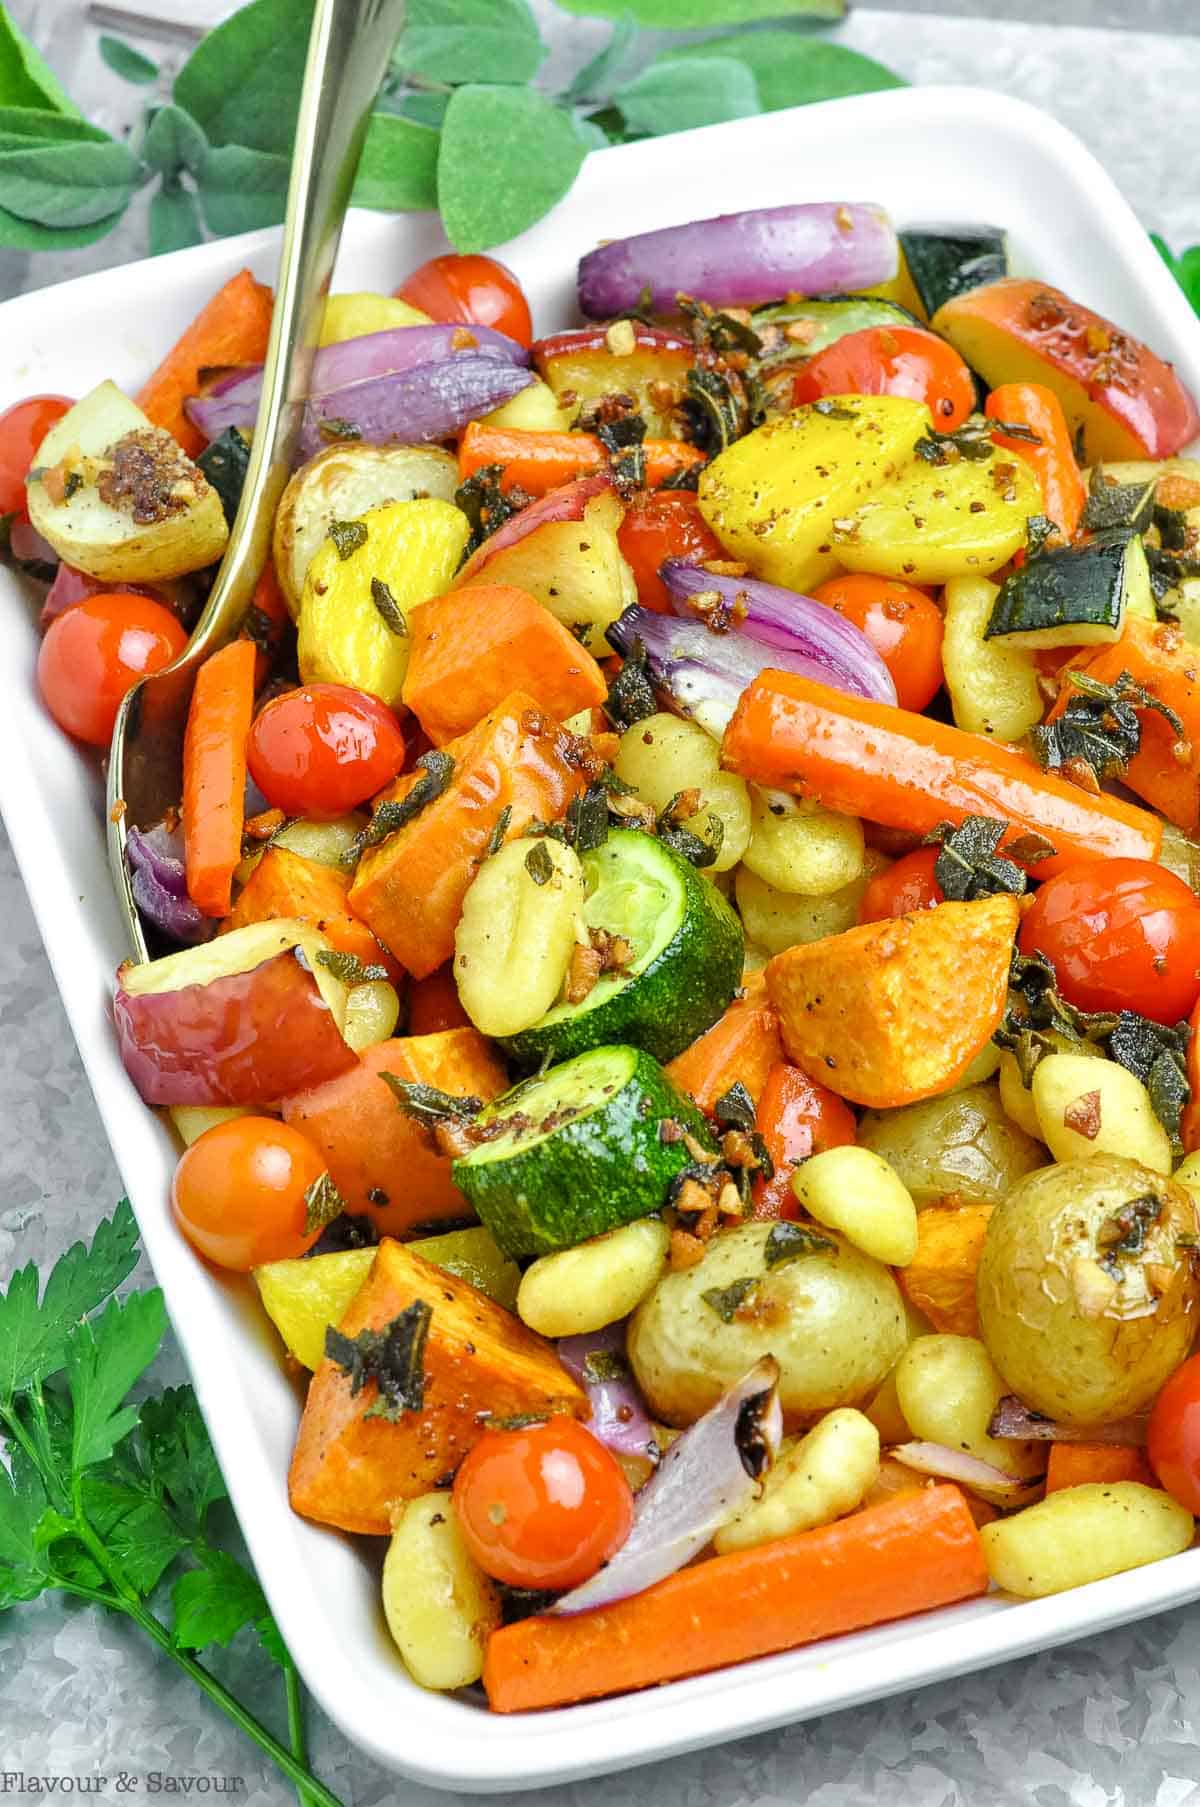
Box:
[2,85,1199,1792]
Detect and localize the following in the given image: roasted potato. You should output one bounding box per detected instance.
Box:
[627,1219,906,1427]
[942,575,1042,741]
[858,1082,1044,1208]
[835,446,1043,584]
[977,1155,1200,1424]
[26,380,228,581]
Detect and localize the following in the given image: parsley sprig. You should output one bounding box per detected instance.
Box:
[0,1201,342,1807]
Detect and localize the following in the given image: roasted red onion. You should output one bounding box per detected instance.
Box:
[551,1357,781,1616]
[890,1440,1043,1503]
[557,1324,659,1466]
[577,203,897,318]
[297,356,532,463]
[988,1395,1150,1446]
[126,825,211,946]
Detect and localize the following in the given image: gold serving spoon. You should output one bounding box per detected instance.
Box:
[106,0,407,960]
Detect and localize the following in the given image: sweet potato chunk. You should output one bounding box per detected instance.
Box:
[899,1199,995,1338]
[347,691,586,976]
[227,845,400,983]
[281,1027,508,1234]
[665,971,782,1113]
[289,1238,587,1533]
[765,896,1019,1108]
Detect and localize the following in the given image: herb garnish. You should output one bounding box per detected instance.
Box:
[325,1299,432,1421]
[454,463,519,557]
[302,1171,346,1236]
[923,815,1044,902]
[713,1081,756,1133]
[1080,467,1157,535]
[683,365,749,456]
[582,1349,630,1385]
[701,1276,759,1322]
[484,804,513,858]
[379,1075,484,1127]
[656,790,721,868]
[604,637,657,728]
[1029,669,1187,787]
[764,1221,837,1266]
[811,398,856,421]
[341,751,455,864]
[913,415,998,465]
[678,294,763,359]
[1025,513,1058,559]
[315,948,389,986]
[327,519,368,561]
[317,417,363,443]
[596,411,648,488]
[524,840,555,885]
[1097,1193,1162,1266]
[564,782,610,853]
[370,576,408,635]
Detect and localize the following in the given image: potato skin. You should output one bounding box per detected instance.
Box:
[976,1155,1200,1425]
[627,1220,906,1427]
[859,1082,1043,1208]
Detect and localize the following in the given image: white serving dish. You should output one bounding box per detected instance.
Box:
[2,83,1199,1793]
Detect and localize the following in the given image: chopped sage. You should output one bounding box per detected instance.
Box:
[328,519,368,560]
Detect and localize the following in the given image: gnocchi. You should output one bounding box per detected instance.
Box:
[741,788,865,897]
[713,1409,880,1554]
[517,1219,670,1338]
[981,1483,1194,1599]
[613,712,751,872]
[791,1145,919,1266]
[342,979,401,1053]
[382,1494,501,1689]
[894,1334,1044,1493]
[734,853,885,957]
[1031,1052,1171,1173]
[454,837,585,1037]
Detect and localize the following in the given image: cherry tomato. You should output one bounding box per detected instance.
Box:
[452,1417,633,1590]
[858,847,944,924]
[1148,1354,1200,1512]
[752,1061,857,1218]
[396,253,533,349]
[616,490,725,614]
[811,573,945,712]
[0,394,72,515]
[792,325,976,431]
[247,683,407,818]
[1019,858,1200,1026]
[37,591,187,746]
[171,1117,327,1271]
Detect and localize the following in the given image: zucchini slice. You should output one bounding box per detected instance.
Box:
[501,828,743,1069]
[752,295,922,366]
[985,533,1152,650]
[898,225,1008,320]
[452,1045,716,1258]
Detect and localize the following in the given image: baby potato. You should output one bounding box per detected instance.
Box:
[454,837,585,1038]
[857,1082,1043,1208]
[942,575,1042,742]
[734,853,885,957]
[613,712,751,872]
[714,1408,880,1554]
[741,789,865,897]
[480,377,574,433]
[982,1482,1194,1599]
[382,1494,501,1690]
[976,1155,1200,1425]
[517,1219,670,1338]
[792,1145,919,1266]
[1031,1053,1171,1174]
[835,446,1043,583]
[628,1219,906,1427]
[319,290,430,345]
[895,1334,1044,1491]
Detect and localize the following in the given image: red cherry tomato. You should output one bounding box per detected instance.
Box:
[616,490,725,613]
[246,683,407,819]
[752,1061,857,1218]
[452,1417,633,1591]
[792,325,976,431]
[811,574,945,712]
[857,846,944,924]
[396,253,533,350]
[37,591,187,746]
[1148,1354,1200,1513]
[1019,858,1200,1026]
[171,1117,328,1271]
[0,394,72,515]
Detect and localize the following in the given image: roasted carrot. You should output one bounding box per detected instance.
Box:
[722,672,1162,875]
[137,269,273,457]
[1049,618,1200,832]
[402,582,606,745]
[281,1027,508,1231]
[182,637,257,918]
[225,844,401,984]
[752,1060,856,1218]
[986,382,1086,540]
[665,970,782,1114]
[407,963,471,1036]
[457,421,704,496]
[483,1484,988,1712]
[1044,1444,1156,1493]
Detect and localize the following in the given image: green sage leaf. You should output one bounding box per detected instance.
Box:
[99,35,159,86]
[0,107,108,151]
[150,181,204,256]
[567,14,638,104]
[174,0,314,155]
[398,91,450,130]
[555,0,843,24]
[353,112,439,213]
[438,86,584,254]
[614,55,760,137]
[142,103,208,181]
[0,199,127,250]
[394,0,545,86]
[0,137,138,228]
[0,9,79,115]
[1151,234,1200,318]
[672,30,905,109]
[199,143,290,235]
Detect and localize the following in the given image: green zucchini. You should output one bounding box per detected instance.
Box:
[985,532,1152,650]
[501,828,742,1070]
[752,295,922,366]
[452,1044,717,1258]
[898,225,1008,320]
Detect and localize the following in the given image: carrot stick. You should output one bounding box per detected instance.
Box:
[665,969,782,1113]
[722,671,1161,875]
[457,421,704,496]
[1045,1444,1156,1493]
[483,1484,987,1712]
[138,270,274,457]
[985,383,1086,541]
[183,638,257,918]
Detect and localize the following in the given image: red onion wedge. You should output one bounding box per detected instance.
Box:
[126,825,212,947]
[557,1324,660,1467]
[988,1395,1149,1447]
[551,1357,782,1616]
[297,356,532,463]
[890,1441,1043,1504]
[577,203,897,318]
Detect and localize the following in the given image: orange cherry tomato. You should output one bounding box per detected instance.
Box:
[858,847,943,924]
[811,574,945,711]
[247,682,408,819]
[452,1417,634,1591]
[1019,858,1200,1026]
[37,591,187,746]
[171,1117,328,1271]
[1149,1356,1200,1512]
[616,490,725,614]
[791,325,976,430]
[0,393,72,514]
[396,253,533,349]
[752,1061,857,1218]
